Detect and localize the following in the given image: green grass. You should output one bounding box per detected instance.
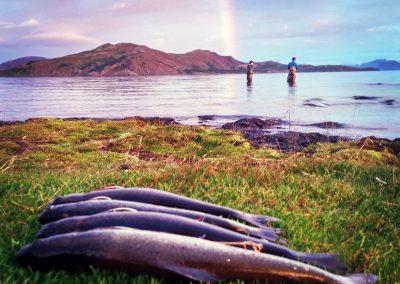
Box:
[0,118,399,283]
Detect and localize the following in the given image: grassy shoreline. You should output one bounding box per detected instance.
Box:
[0,118,399,283]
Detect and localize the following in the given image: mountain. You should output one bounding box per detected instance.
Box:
[0,43,376,76]
[358,59,400,70]
[0,44,243,76]
[251,62,370,73]
[298,64,375,72]
[0,56,46,71]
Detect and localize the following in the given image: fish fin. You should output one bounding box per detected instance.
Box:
[263,216,281,223]
[297,253,348,274]
[277,238,287,245]
[244,227,278,242]
[242,213,280,227]
[252,214,280,223]
[163,265,218,282]
[347,273,377,284]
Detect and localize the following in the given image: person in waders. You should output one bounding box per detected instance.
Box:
[287,57,298,85]
[247,61,254,84]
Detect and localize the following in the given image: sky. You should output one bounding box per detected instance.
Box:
[0,0,399,65]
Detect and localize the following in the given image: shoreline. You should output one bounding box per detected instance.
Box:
[1,116,399,155]
[0,68,380,78]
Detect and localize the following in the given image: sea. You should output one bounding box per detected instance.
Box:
[0,71,399,139]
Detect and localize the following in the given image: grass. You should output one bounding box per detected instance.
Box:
[0,118,399,283]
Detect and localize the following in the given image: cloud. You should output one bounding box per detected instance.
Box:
[366,25,400,33]
[21,31,100,46]
[20,18,40,27]
[303,38,334,45]
[0,18,39,29]
[112,1,128,9]
[238,18,372,42]
[107,0,195,16]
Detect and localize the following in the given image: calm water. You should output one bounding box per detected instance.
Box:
[0,71,399,139]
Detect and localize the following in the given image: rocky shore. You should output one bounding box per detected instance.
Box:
[221,118,400,154]
[1,116,399,155]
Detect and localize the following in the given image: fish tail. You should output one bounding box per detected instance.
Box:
[244,227,279,242]
[253,213,281,223]
[36,225,48,238]
[297,252,349,274]
[15,243,32,265]
[347,273,377,284]
[50,196,63,205]
[238,213,280,228]
[38,209,52,224]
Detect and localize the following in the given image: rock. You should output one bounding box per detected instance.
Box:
[25,118,50,123]
[382,99,396,105]
[358,136,400,156]
[0,121,21,127]
[306,121,346,129]
[198,115,215,121]
[221,118,348,152]
[222,118,283,131]
[352,96,381,100]
[145,117,179,125]
[247,131,346,151]
[302,98,327,107]
[302,102,325,107]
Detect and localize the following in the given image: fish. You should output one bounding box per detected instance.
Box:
[39,199,280,242]
[36,211,346,273]
[17,228,376,283]
[50,187,279,227]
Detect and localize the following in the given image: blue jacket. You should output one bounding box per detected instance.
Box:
[288,61,298,70]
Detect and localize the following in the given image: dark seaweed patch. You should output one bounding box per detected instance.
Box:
[352,96,381,100]
[307,121,346,129]
[382,99,396,105]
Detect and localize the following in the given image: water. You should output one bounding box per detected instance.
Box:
[0,71,399,139]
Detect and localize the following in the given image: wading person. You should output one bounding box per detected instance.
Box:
[287,57,298,85]
[247,61,254,84]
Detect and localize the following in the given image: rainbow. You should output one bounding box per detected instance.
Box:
[219,0,236,57]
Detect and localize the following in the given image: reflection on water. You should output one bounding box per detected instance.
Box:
[287,83,297,131]
[0,71,399,139]
[246,81,253,100]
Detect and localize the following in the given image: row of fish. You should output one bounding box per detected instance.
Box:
[17,186,376,283]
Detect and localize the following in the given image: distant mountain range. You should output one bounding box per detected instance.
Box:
[0,56,46,71]
[0,43,377,76]
[356,59,400,70]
